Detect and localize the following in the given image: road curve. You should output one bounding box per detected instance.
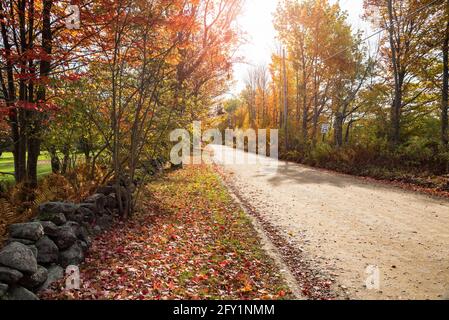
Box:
[208,145,449,300]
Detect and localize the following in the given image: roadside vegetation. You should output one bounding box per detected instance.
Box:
[40,165,292,300]
[218,0,449,193]
[0,0,242,228]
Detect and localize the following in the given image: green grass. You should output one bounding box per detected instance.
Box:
[0,151,52,183]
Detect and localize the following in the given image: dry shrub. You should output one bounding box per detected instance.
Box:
[63,163,109,202]
[0,163,108,245]
[0,198,16,244]
[0,184,37,244]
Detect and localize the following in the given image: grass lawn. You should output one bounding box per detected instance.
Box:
[0,152,52,183]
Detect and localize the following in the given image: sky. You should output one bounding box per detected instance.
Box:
[231,0,372,94]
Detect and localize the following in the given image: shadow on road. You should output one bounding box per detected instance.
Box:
[254,161,348,188]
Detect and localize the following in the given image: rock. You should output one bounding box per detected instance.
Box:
[0,266,23,284]
[96,185,116,196]
[38,212,67,226]
[85,193,106,213]
[8,222,44,241]
[142,161,155,175]
[96,215,113,231]
[143,159,163,175]
[105,194,117,209]
[35,236,59,265]
[65,211,84,223]
[51,225,77,250]
[8,286,39,300]
[39,221,58,237]
[59,242,84,267]
[93,225,102,235]
[78,226,92,247]
[81,222,95,235]
[0,283,8,297]
[39,202,78,214]
[79,241,89,252]
[6,238,35,245]
[19,265,48,290]
[65,221,81,238]
[39,265,64,291]
[111,209,120,218]
[85,193,106,204]
[77,205,95,222]
[0,242,37,274]
[79,202,97,212]
[27,245,38,258]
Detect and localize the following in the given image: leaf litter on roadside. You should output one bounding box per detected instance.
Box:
[40,165,292,300]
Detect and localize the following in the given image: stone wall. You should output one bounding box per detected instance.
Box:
[0,183,133,300]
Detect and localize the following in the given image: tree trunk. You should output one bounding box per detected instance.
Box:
[344,118,354,144]
[282,49,289,149]
[17,99,28,183]
[442,14,449,146]
[48,146,60,173]
[27,138,40,186]
[26,0,52,187]
[311,112,318,146]
[61,145,70,174]
[391,83,402,146]
[296,69,300,126]
[301,105,308,144]
[301,78,308,144]
[260,94,264,125]
[387,0,402,146]
[301,44,308,145]
[25,0,38,187]
[0,3,22,183]
[334,112,344,147]
[17,0,29,183]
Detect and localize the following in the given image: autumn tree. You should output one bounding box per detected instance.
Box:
[442,1,449,146]
[0,0,103,186]
[74,0,241,217]
[274,0,361,145]
[364,0,442,146]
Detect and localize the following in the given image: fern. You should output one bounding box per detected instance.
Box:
[31,182,57,214]
[0,198,15,224]
[0,198,16,243]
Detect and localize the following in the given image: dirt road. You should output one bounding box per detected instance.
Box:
[208,145,449,300]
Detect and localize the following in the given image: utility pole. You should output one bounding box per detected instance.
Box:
[282,48,289,149]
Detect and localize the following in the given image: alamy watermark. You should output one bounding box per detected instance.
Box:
[365,265,380,290]
[170,122,279,173]
[65,5,81,30]
[65,265,81,290]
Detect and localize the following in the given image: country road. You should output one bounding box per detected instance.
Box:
[208,145,449,300]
